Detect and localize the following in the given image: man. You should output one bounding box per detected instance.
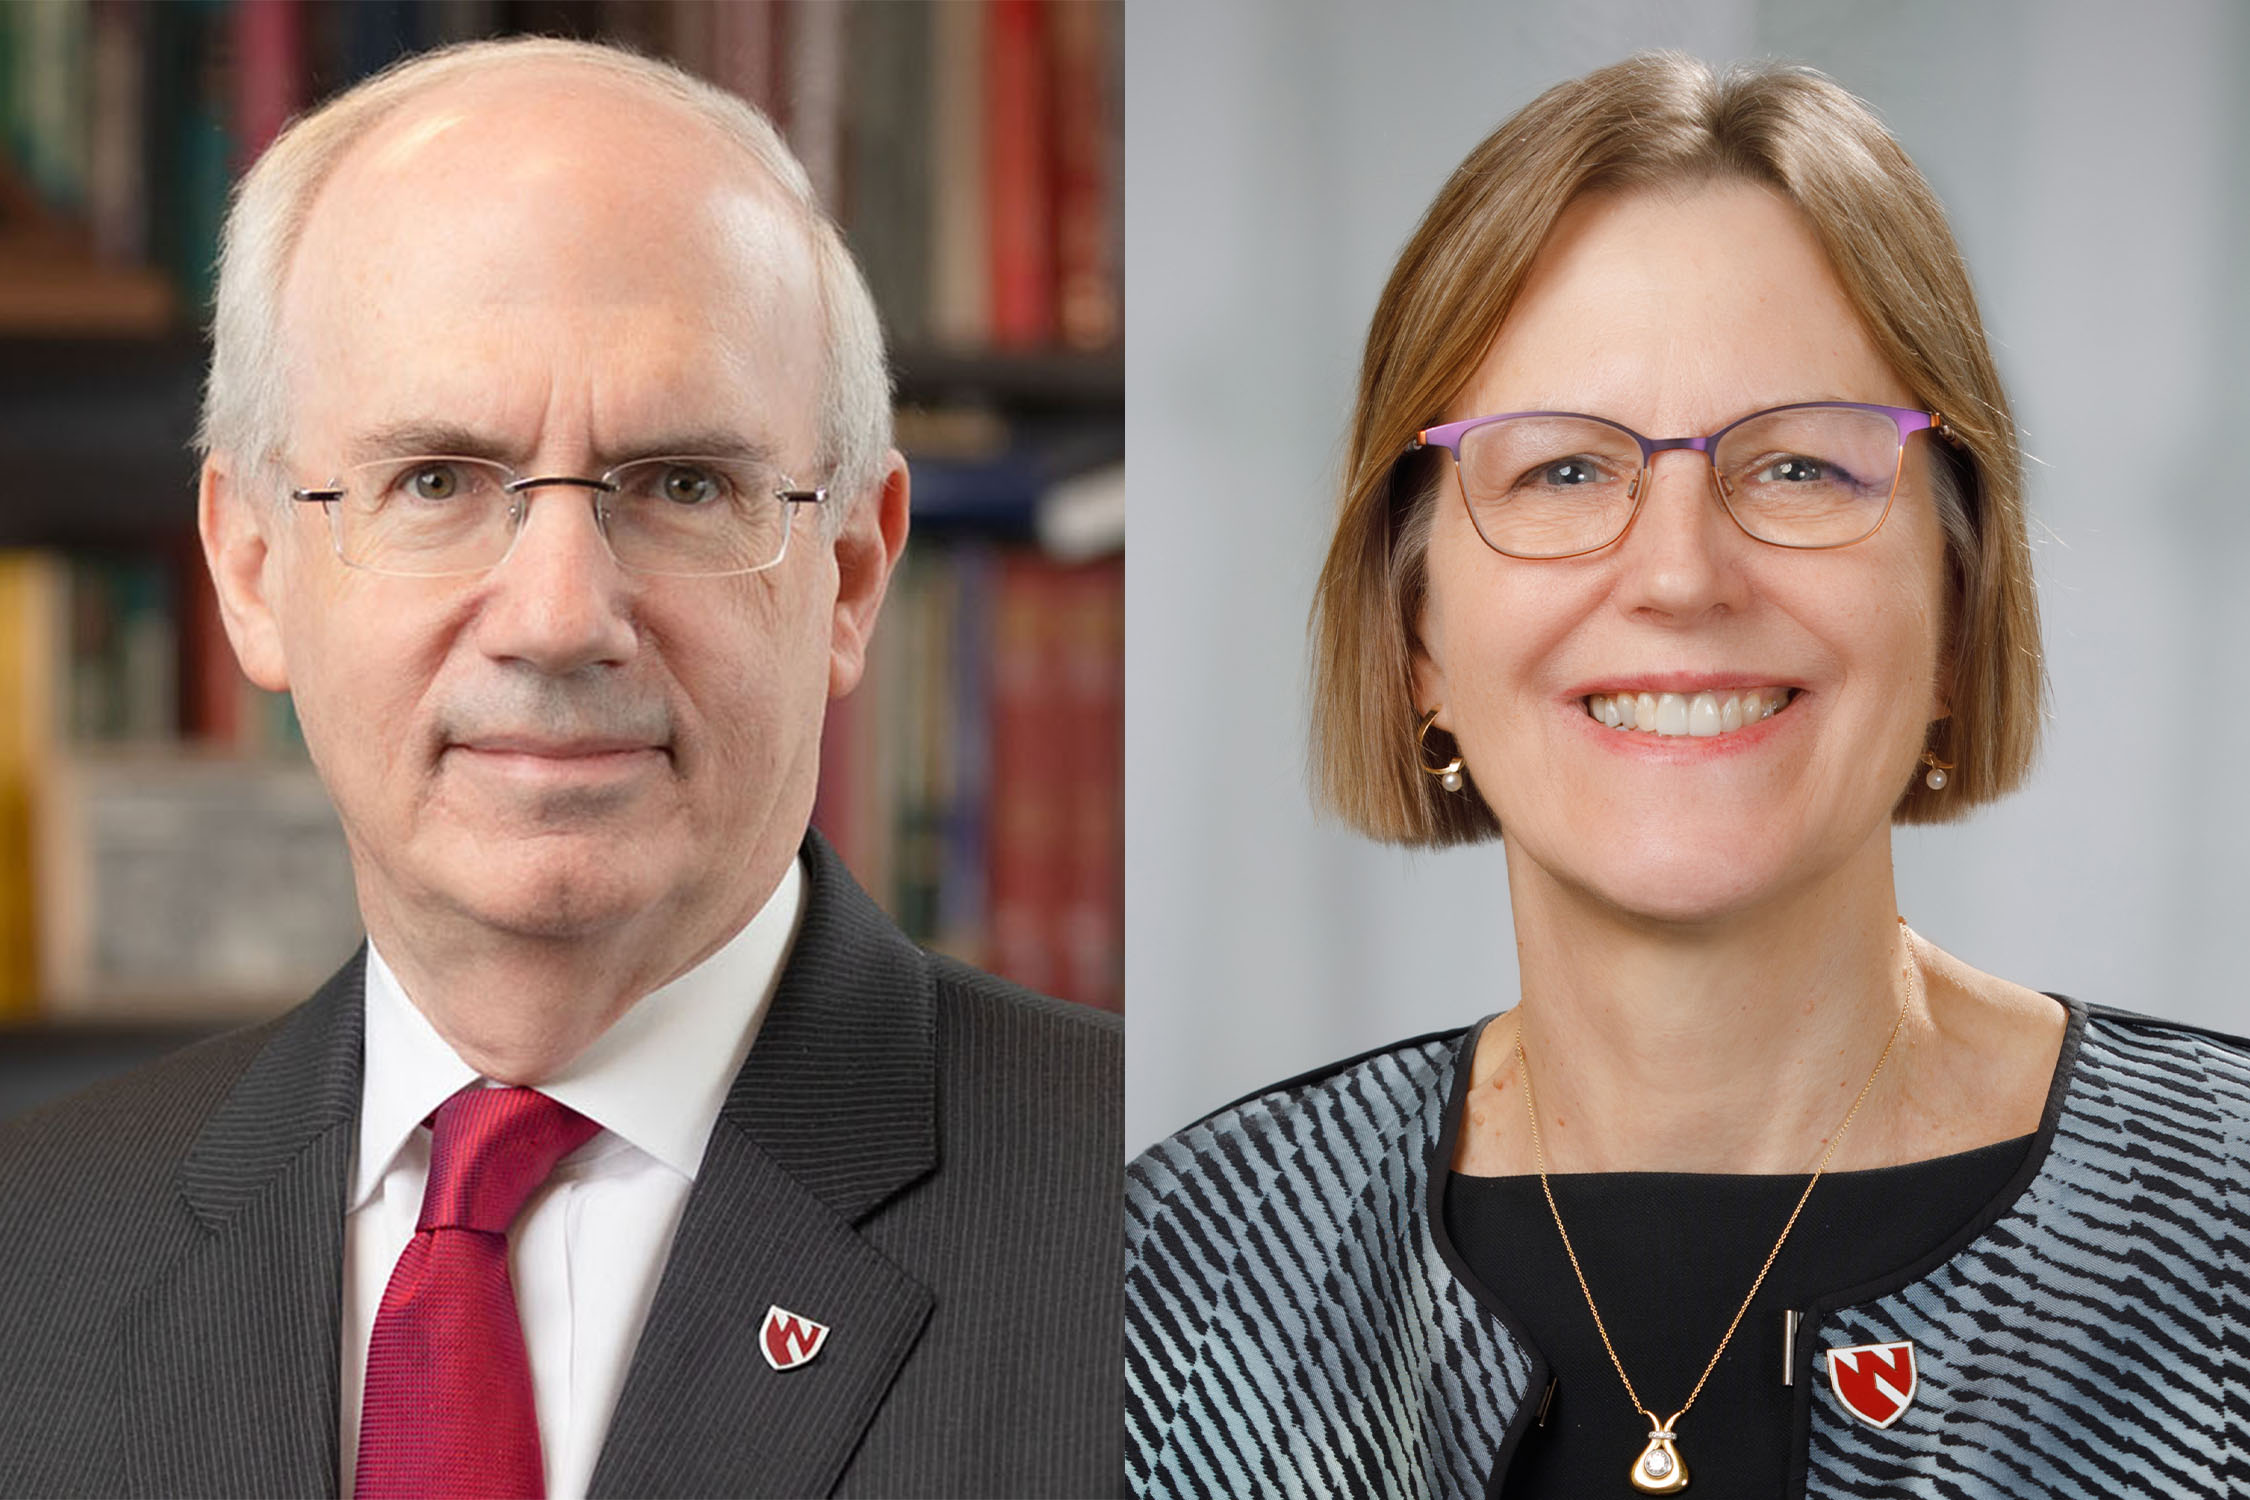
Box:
[0,37,1120,1500]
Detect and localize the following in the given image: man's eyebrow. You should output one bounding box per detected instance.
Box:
[344,423,783,470]
[347,421,514,465]
[616,431,785,468]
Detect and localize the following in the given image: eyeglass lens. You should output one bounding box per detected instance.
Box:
[1454,405,1908,558]
[320,456,797,577]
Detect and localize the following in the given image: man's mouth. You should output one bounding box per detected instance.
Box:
[460,737,662,758]
[1583,687,1799,738]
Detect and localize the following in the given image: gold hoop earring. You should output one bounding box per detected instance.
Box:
[1921,748,1953,791]
[1417,709,1466,793]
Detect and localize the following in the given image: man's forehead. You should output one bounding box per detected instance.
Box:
[286,63,818,330]
[275,61,825,462]
[336,59,790,203]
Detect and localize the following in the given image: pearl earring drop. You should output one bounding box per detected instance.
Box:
[1416,709,1468,795]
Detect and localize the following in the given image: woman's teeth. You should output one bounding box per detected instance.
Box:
[1584,688,1794,737]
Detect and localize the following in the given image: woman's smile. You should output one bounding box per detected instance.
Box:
[1581,685,1796,736]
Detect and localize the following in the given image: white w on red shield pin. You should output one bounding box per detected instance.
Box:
[760,1305,831,1371]
[1825,1340,1917,1428]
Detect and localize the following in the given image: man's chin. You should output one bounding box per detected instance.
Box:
[422,849,676,943]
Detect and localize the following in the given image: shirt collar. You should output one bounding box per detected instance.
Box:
[350,856,806,1211]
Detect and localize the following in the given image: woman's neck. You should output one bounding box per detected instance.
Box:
[1466,833,1924,1176]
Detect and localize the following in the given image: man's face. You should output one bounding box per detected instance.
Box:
[215,70,892,964]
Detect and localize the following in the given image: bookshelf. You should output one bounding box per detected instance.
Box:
[0,0,1123,1087]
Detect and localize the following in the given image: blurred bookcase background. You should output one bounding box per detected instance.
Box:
[0,0,1122,1116]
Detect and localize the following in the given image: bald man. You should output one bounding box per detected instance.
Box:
[0,38,1119,1500]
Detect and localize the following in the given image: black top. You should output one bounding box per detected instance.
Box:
[1444,1134,2031,1498]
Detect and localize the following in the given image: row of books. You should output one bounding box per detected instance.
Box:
[0,549,321,1020]
[0,0,1120,352]
[0,549,305,755]
[818,543,1122,1013]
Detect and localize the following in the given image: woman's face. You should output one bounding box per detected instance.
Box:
[1413,180,1950,924]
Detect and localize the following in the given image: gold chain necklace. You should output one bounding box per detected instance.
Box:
[1513,921,1917,1494]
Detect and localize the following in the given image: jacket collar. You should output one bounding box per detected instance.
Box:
[714,828,938,1223]
[176,954,365,1229]
[125,958,365,1496]
[589,831,939,1495]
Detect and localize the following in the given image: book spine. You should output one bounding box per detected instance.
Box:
[936,542,995,964]
[64,556,113,742]
[927,0,988,349]
[114,555,175,742]
[87,0,147,264]
[845,0,931,349]
[894,553,944,942]
[1046,0,1117,351]
[660,0,713,82]
[0,553,63,1018]
[847,527,907,913]
[986,551,1061,995]
[17,0,92,211]
[786,0,845,213]
[709,0,784,123]
[145,0,233,312]
[1058,556,1122,1010]
[231,0,307,169]
[984,0,1053,348]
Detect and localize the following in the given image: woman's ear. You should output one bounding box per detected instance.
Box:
[1410,613,1449,729]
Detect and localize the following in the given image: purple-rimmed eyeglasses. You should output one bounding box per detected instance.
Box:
[1408,401,1951,559]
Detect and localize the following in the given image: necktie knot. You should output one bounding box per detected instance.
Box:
[418,1085,600,1234]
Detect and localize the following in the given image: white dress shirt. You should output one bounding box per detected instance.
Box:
[339,858,805,1499]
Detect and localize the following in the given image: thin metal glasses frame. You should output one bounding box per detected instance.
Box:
[1407,400,1950,560]
[289,455,829,579]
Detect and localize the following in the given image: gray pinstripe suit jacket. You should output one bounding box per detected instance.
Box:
[0,833,1123,1498]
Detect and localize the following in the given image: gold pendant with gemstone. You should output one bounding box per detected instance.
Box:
[1630,1426,1688,1493]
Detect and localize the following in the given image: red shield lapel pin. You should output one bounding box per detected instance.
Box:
[1826,1340,1917,1428]
[761,1305,832,1372]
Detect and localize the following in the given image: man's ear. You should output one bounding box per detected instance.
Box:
[198,457,292,692]
[828,449,911,699]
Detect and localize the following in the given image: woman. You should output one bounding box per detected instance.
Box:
[1125,54,2250,1499]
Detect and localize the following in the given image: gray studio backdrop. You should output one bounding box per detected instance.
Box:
[1125,0,2250,1155]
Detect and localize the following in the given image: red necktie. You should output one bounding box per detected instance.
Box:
[355,1086,601,1499]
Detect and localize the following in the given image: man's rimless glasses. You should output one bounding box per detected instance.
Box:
[1408,401,1953,560]
[290,454,828,578]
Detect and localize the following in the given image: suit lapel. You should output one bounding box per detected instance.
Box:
[119,957,364,1499]
[592,835,939,1498]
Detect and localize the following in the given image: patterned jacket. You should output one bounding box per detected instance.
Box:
[1126,1001,2250,1498]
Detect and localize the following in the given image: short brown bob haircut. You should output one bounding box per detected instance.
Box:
[1311,52,2044,847]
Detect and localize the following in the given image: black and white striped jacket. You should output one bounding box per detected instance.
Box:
[1126,1000,2250,1498]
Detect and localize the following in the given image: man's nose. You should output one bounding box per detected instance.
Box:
[1610,452,1750,622]
[469,484,640,672]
